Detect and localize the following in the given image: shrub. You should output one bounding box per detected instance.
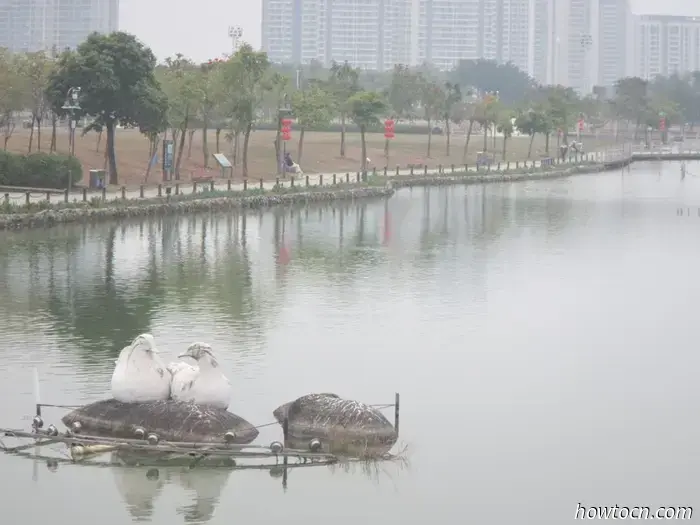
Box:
[0,151,82,189]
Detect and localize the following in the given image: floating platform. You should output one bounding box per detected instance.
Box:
[61,399,259,445]
[273,393,399,454]
[0,392,402,472]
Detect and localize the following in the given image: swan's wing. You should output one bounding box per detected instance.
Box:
[170,363,198,396]
[167,361,196,375]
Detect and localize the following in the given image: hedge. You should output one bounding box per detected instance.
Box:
[0,151,83,189]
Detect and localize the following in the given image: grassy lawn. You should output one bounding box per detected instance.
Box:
[5,126,619,187]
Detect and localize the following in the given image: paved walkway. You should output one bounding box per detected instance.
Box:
[0,147,640,206]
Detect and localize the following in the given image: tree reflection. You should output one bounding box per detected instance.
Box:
[45,224,166,361]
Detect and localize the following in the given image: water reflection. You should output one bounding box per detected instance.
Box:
[112,464,232,523]
[3,164,700,525]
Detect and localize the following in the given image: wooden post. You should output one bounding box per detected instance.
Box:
[290,176,295,187]
[157,184,162,197]
[25,192,30,205]
[50,191,54,202]
[394,392,400,436]
[356,172,360,182]
[333,174,337,185]
[210,180,215,192]
[101,187,106,200]
[227,179,232,191]
[121,187,126,200]
[4,193,9,204]
[259,178,263,189]
[305,175,309,186]
[192,181,197,194]
[345,173,350,183]
[319,174,323,186]
[139,185,144,198]
[243,179,247,191]
[82,188,87,201]
[175,183,180,195]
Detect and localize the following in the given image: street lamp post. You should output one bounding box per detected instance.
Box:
[61,87,81,194]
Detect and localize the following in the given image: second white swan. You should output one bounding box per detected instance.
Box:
[167,343,231,410]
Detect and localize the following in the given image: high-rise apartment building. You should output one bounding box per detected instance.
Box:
[415,0,534,73]
[598,0,634,86]
[634,15,700,80]
[0,0,117,54]
[262,0,411,70]
[262,0,535,73]
[261,0,666,92]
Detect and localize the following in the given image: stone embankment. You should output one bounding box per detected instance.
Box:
[0,186,394,231]
[0,155,635,231]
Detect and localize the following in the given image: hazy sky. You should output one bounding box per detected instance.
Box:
[119,0,700,63]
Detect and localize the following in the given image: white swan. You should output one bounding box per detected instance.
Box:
[167,343,231,410]
[110,334,171,403]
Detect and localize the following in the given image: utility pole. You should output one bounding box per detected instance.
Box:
[61,86,81,194]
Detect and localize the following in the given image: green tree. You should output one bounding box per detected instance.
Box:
[514,108,548,158]
[613,77,650,140]
[221,44,270,178]
[0,50,23,150]
[387,64,422,120]
[160,54,201,179]
[291,85,332,163]
[328,61,360,158]
[198,58,227,168]
[450,59,535,105]
[386,64,422,159]
[46,31,168,185]
[543,85,579,149]
[496,110,514,160]
[420,80,445,158]
[346,91,387,172]
[18,51,53,152]
[443,82,462,156]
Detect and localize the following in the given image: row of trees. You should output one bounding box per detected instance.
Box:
[1,31,700,185]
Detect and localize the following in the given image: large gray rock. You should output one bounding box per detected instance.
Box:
[62,398,258,444]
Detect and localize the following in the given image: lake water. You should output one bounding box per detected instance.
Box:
[1,161,699,524]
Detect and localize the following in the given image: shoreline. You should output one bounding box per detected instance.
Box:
[0,156,646,231]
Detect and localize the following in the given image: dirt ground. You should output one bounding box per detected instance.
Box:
[5,127,619,187]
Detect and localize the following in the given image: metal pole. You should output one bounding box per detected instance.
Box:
[62,86,81,195]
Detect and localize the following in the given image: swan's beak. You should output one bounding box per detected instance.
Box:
[177,353,189,359]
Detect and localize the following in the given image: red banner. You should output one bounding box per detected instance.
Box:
[384,119,395,139]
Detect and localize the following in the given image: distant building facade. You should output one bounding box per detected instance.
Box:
[261,0,700,91]
[634,14,700,80]
[0,0,118,54]
[262,0,411,70]
[598,0,634,86]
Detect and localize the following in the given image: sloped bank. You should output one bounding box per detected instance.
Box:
[0,186,395,231]
[0,158,633,231]
[389,158,631,189]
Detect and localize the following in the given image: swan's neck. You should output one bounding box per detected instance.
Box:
[197,355,219,371]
